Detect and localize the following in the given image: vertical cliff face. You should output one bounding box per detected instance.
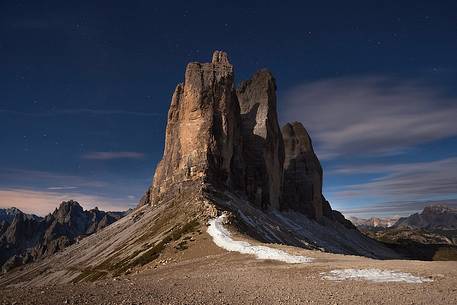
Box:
[145,50,350,228]
[148,52,285,209]
[237,70,284,210]
[150,51,243,204]
[282,122,323,219]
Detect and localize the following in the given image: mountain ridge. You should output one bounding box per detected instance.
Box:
[348,216,401,228]
[393,205,457,230]
[0,207,42,224]
[0,201,127,273]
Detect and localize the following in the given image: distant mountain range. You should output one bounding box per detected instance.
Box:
[0,207,42,223]
[393,205,457,230]
[0,201,127,273]
[348,216,400,229]
[349,205,457,231]
[354,205,457,260]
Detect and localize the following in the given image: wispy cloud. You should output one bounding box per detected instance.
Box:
[0,168,149,215]
[331,157,457,201]
[0,188,134,216]
[282,76,457,159]
[47,186,79,190]
[82,151,146,160]
[0,109,160,117]
[0,168,107,188]
[340,199,457,218]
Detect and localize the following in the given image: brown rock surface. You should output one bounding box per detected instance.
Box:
[237,70,284,210]
[282,122,323,219]
[149,51,243,204]
[1,232,456,305]
[144,51,354,228]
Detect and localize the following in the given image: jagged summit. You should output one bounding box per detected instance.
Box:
[142,51,350,223]
[138,51,392,256]
[0,200,126,273]
[423,205,457,214]
[282,121,323,219]
[142,51,359,221]
[147,50,240,206]
[0,207,41,224]
[393,204,457,230]
[282,121,314,152]
[211,50,230,64]
[237,69,284,210]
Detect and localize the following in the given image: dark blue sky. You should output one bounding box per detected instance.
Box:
[1,0,456,216]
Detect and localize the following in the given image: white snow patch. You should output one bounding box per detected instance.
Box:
[322,269,433,283]
[208,214,312,264]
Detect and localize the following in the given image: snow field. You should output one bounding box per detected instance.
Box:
[207,214,313,264]
[321,268,433,283]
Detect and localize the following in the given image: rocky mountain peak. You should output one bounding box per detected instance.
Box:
[144,50,350,224]
[282,121,314,152]
[148,50,240,205]
[0,201,126,273]
[0,207,23,223]
[52,200,84,224]
[56,200,83,212]
[393,205,457,230]
[211,50,230,65]
[237,69,284,210]
[423,205,456,215]
[282,122,323,219]
[0,207,41,224]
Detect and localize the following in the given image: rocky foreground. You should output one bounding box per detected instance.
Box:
[1,229,456,305]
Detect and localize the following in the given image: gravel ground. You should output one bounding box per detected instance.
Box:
[1,233,456,305]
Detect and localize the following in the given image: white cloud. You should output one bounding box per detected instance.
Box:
[82,151,145,160]
[282,76,457,158]
[340,199,457,218]
[0,188,134,216]
[0,168,107,188]
[332,157,457,200]
[47,186,79,190]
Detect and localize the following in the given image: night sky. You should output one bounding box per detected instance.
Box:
[1,1,456,217]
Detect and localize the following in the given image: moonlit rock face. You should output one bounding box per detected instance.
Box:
[207,214,312,264]
[211,50,230,65]
[237,70,284,210]
[282,122,323,219]
[321,268,433,283]
[149,51,242,204]
[141,50,353,235]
